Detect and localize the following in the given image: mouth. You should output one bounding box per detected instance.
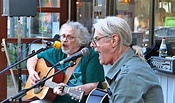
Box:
[62,44,68,49]
[97,51,101,57]
[62,43,67,47]
[97,51,101,54]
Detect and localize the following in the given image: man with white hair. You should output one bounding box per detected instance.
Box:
[90,16,164,103]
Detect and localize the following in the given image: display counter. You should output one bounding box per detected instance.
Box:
[154,70,175,103]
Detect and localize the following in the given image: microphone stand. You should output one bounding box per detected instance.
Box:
[0,45,51,75]
[1,61,76,103]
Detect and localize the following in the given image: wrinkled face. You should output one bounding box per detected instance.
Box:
[90,30,111,65]
[90,29,120,65]
[60,25,81,55]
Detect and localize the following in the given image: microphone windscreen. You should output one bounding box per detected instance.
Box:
[53,41,62,49]
[52,34,60,42]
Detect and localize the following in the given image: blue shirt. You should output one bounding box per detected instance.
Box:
[105,48,164,103]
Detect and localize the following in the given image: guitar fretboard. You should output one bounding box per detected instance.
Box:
[45,80,85,102]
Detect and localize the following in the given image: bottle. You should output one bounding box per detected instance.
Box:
[159,37,167,57]
[142,43,147,54]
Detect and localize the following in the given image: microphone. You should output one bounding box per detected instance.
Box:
[42,40,61,49]
[56,47,89,65]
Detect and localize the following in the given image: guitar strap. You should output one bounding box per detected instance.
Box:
[63,57,81,84]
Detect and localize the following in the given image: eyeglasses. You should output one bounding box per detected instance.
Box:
[60,35,76,41]
[91,36,109,47]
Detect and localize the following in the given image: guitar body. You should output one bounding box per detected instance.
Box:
[86,88,109,103]
[24,58,64,102]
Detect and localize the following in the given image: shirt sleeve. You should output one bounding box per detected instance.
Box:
[37,48,65,67]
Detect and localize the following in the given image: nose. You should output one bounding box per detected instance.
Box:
[90,42,95,48]
[61,37,68,42]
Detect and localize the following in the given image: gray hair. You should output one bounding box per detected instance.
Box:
[94,16,145,60]
[60,21,91,47]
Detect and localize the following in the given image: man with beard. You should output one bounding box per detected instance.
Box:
[27,21,105,103]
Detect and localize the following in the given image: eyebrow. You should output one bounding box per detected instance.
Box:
[94,36,103,38]
[61,34,75,36]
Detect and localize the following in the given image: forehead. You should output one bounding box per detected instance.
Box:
[94,29,103,37]
[60,25,75,35]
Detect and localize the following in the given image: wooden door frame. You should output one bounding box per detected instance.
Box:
[0,1,8,100]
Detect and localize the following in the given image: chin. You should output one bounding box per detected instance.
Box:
[100,60,107,65]
[62,48,69,54]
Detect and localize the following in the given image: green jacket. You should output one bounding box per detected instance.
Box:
[37,47,105,103]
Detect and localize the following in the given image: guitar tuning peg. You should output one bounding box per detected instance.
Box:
[1,47,5,52]
[1,42,4,46]
[71,96,74,100]
[74,94,79,100]
[69,93,73,96]
[75,96,79,100]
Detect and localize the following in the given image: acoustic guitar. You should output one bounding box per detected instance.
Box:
[86,88,109,103]
[24,58,85,102]
[45,80,85,102]
[24,58,64,102]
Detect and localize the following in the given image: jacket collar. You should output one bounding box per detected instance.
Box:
[105,48,135,80]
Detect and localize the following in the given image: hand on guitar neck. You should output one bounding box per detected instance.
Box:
[45,81,85,102]
[24,58,85,102]
[53,82,67,96]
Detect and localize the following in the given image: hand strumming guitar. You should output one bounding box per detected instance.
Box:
[27,55,41,85]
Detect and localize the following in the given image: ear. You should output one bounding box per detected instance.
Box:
[111,34,119,48]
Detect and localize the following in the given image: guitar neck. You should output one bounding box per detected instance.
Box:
[45,80,85,102]
[45,81,69,93]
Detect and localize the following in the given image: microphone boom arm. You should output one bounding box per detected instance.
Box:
[0,46,51,75]
[1,61,76,103]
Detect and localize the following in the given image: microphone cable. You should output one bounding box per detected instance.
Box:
[9,39,41,67]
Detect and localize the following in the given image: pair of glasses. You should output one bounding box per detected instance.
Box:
[91,36,109,47]
[60,35,76,41]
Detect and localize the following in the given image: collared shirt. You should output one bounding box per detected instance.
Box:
[105,48,164,103]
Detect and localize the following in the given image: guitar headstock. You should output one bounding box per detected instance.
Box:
[44,81,85,102]
[63,86,85,102]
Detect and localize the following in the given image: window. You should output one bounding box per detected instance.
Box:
[4,0,70,100]
[154,0,175,56]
